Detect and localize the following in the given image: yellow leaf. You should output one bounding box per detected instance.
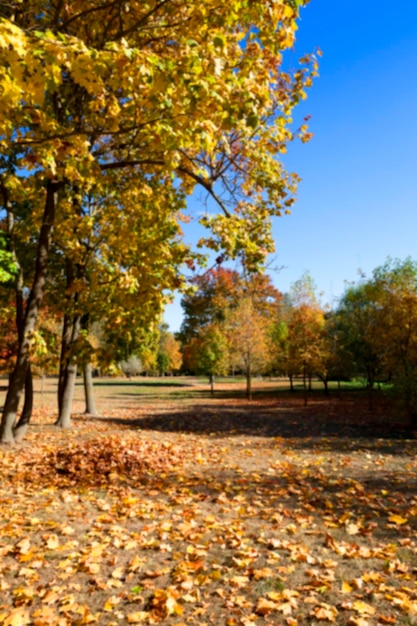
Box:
[341,581,353,593]
[32,606,60,626]
[352,601,376,615]
[166,596,183,616]
[103,595,121,611]
[127,612,148,623]
[388,514,408,525]
[45,534,59,550]
[3,608,31,626]
[346,523,359,535]
[347,618,370,626]
[311,604,338,622]
[252,567,275,580]
[111,567,125,580]
[230,575,250,588]
[16,538,31,554]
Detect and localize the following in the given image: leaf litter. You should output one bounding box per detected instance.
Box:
[1,384,417,625]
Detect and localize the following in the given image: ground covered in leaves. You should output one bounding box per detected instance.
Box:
[1,378,417,626]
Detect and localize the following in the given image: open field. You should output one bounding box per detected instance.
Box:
[1,377,417,625]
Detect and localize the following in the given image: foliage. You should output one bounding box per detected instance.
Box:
[336,280,385,391]
[227,296,272,399]
[0,0,318,440]
[269,273,328,394]
[0,290,17,373]
[180,268,281,381]
[119,356,143,378]
[179,268,242,344]
[157,327,182,375]
[186,323,230,383]
[0,0,318,267]
[0,230,18,283]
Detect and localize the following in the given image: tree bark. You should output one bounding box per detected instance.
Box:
[367,367,375,411]
[58,313,71,414]
[56,314,81,428]
[246,364,252,401]
[1,180,59,444]
[83,363,98,415]
[14,365,33,442]
[303,363,308,407]
[209,373,214,396]
[81,314,97,415]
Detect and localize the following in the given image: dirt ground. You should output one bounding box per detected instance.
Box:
[0,377,417,625]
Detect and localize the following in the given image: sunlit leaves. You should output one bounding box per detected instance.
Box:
[0,380,417,623]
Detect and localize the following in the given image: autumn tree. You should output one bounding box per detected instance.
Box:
[335,278,387,410]
[341,259,417,423]
[373,259,417,424]
[179,268,241,341]
[180,268,281,389]
[0,0,317,443]
[275,274,327,400]
[157,325,182,376]
[187,324,230,394]
[227,297,271,400]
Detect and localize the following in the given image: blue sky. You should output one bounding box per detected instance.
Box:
[165,0,417,331]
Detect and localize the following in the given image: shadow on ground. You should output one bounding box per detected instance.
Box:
[87,392,416,456]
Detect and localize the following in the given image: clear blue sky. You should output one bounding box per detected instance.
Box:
[165,0,417,331]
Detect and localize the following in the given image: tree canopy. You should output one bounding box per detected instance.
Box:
[0,0,318,442]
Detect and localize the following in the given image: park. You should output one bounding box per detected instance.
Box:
[1,0,417,624]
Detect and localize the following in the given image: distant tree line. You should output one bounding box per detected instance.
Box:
[177,259,417,426]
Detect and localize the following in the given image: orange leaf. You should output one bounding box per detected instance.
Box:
[255,598,278,616]
[311,604,338,622]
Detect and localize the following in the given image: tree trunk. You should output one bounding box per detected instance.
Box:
[56,360,77,429]
[83,363,98,415]
[14,365,33,442]
[55,314,81,428]
[303,363,308,407]
[1,181,59,444]
[209,373,214,396]
[58,314,71,414]
[318,375,329,396]
[289,373,294,392]
[367,367,375,411]
[246,365,252,401]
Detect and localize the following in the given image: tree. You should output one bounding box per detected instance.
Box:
[120,356,143,378]
[187,324,229,394]
[179,268,242,345]
[227,297,271,400]
[0,0,317,442]
[180,268,281,385]
[157,326,182,376]
[274,274,327,400]
[336,279,386,410]
[370,258,417,425]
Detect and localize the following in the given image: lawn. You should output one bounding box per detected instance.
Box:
[0,377,416,625]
